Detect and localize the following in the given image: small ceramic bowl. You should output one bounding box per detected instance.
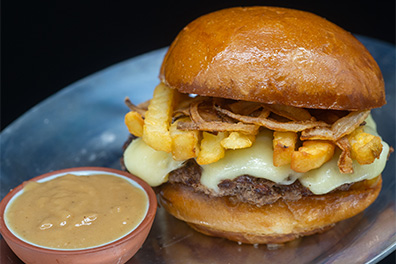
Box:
[0,167,157,264]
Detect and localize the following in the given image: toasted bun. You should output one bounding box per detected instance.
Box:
[158,176,382,244]
[159,7,385,111]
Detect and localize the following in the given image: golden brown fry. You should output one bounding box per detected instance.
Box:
[272,131,298,167]
[143,83,176,152]
[291,141,335,173]
[348,127,383,165]
[196,132,227,165]
[124,111,144,137]
[221,131,256,150]
[170,117,200,160]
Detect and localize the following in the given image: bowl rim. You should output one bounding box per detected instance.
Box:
[0,166,157,255]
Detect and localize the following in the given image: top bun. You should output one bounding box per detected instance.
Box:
[159,6,385,111]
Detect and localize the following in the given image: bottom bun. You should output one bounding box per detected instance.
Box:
[158,176,382,244]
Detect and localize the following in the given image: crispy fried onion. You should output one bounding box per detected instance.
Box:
[301,110,370,141]
[263,104,313,121]
[214,104,330,132]
[228,101,313,121]
[173,94,203,116]
[177,100,260,134]
[228,101,264,116]
[336,136,354,174]
[125,97,148,118]
[127,94,373,174]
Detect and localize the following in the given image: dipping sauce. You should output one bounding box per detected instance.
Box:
[4,173,148,249]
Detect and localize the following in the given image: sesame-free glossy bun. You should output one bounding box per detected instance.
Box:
[159,6,385,111]
[158,176,382,244]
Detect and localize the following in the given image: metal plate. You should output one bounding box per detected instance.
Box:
[1,36,395,263]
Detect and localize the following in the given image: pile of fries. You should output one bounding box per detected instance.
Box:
[125,83,383,173]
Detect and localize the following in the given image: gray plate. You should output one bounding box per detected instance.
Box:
[1,36,395,264]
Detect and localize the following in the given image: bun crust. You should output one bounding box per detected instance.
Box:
[160,7,385,111]
[158,176,382,244]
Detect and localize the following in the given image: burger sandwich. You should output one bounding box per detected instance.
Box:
[122,6,392,244]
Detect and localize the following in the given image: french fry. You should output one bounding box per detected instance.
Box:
[124,111,144,137]
[272,131,298,167]
[196,132,227,165]
[142,83,176,152]
[291,141,335,173]
[348,127,383,164]
[221,131,256,150]
[170,117,200,160]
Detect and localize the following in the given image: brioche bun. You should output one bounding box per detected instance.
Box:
[155,6,386,244]
[159,6,385,111]
[158,176,382,244]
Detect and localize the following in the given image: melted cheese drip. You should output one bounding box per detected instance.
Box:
[124,138,184,186]
[200,129,301,192]
[123,115,389,194]
[299,117,389,194]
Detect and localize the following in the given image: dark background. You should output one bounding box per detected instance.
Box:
[1,1,395,130]
[1,1,395,263]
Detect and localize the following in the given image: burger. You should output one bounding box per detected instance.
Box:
[122,6,392,244]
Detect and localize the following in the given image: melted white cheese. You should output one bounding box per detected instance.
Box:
[200,129,301,192]
[299,117,389,194]
[299,142,388,194]
[123,116,389,194]
[124,137,184,186]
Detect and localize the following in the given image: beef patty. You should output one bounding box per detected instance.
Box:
[122,136,352,207]
[167,159,352,207]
